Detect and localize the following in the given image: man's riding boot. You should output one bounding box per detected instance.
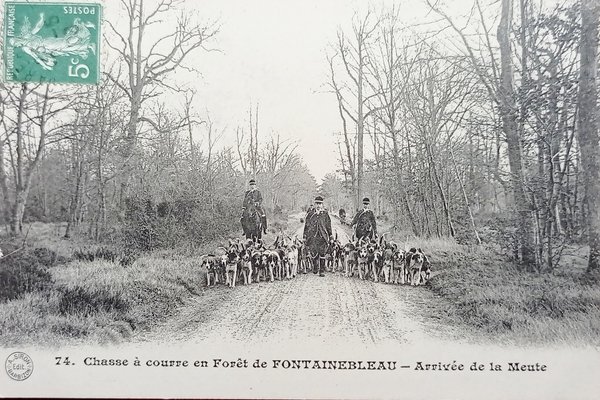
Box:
[262,216,268,234]
[312,256,318,274]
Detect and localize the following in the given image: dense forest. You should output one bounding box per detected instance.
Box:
[323,0,600,274]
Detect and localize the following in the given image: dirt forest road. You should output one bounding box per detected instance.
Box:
[137,213,454,346]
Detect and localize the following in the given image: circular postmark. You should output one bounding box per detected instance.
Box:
[5,352,33,381]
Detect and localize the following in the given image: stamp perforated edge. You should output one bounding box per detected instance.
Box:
[1,0,103,86]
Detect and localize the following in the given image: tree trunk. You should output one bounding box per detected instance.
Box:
[578,0,600,274]
[426,143,455,237]
[450,147,481,245]
[10,84,28,234]
[120,100,141,203]
[356,40,364,208]
[0,137,11,225]
[391,132,418,236]
[64,158,85,238]
[497,0,536,268]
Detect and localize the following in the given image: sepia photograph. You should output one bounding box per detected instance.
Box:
[0,0,599,398]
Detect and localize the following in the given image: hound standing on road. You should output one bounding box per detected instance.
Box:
[303,195,333,277]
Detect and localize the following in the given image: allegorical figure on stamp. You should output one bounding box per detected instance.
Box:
[9,13,96,71]
[303,195,332,277]
[350,197,377,240]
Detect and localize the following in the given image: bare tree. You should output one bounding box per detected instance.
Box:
[235,104,261,178]
[0,84,76,235]
[327,54,356,203]
[328,10,381,209]
[578,0,600,274]
[427,0,536,267]
[105,0,219,201]
[497,0,536,267]
[363,10,421,235]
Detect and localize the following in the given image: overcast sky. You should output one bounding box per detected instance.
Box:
[105,0,492,182]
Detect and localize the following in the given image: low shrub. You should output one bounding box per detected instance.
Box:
[0,248,54,302]
[121,195,238,251]
[73,246,137,267]
[73,246,119,263]
[33,247,67,266]
[58,285,129,316]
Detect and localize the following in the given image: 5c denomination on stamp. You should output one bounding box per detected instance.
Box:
[5,352,34,381]
[3,2,102,84]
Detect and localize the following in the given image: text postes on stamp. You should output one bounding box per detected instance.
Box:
[3,2,102,84]
[5,352,33,381]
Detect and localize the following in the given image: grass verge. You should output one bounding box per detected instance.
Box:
[0,251,214,347]
[424,241,600,346]
[0,216,290,347]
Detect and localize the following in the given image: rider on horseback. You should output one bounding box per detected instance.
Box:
[303,195,332,277]
[350,197,377,240]
[242,179,267,234]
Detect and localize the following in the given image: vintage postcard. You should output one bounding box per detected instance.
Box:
[1,0,599,399]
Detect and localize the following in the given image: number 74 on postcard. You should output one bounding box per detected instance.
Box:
[3,2,101,84]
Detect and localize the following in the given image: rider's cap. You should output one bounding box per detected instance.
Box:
[314,195,324,203]
[249,179,256,185]
[362,197,370,204]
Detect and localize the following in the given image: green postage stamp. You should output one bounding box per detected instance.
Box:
[3,2,101,84]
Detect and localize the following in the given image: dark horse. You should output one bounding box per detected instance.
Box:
[241,204,263,240]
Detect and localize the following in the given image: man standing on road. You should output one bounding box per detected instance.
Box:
[351,197,377,240]
[303,195,332,277]
[242,179,267,234]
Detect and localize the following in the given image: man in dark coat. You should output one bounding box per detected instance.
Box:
[242,179,267,234]
[351,197,377,240]
[303,195,332,277]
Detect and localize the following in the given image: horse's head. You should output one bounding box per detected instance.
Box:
[243,202,259,217]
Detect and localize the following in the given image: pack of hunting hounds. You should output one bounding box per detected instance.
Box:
[200,235,432,288]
